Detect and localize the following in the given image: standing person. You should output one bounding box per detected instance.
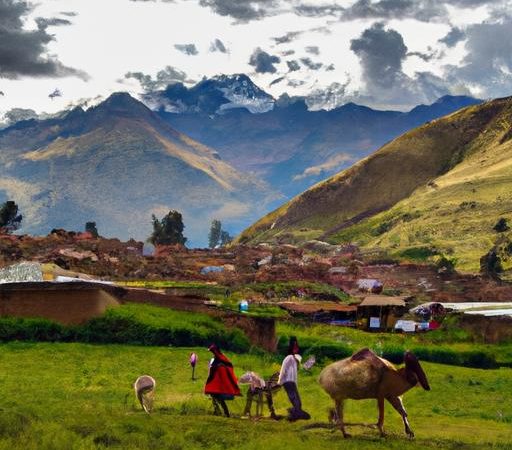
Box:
[204,344,241,417]
[278,336,311,421]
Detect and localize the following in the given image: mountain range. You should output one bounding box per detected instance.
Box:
[238,96,512,272]
[151,75,481,197]
[0,92,272,245]
[0,74,484,246]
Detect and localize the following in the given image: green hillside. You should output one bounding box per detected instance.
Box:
[237,97,512,272]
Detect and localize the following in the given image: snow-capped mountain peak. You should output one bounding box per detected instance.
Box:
[142,74,275,115]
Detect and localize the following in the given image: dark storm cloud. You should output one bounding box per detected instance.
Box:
[439,27,466,47]
[287,60,300,71]
[294,3,344,18]
[272,31,302,45]
[343,0,430,20]
[414,71,462,99]
[349,22,455,109]
[35,17,72,30]
[350,22,407,90]
[269,76,285,86]
[136,0,503,23]
[448,0,496,5]
[125,66,192,91]
[445,18,512,98]
[342,0,498,22]
[209,38,227,53]
[305,46,320,55]
[287,79,306,87]
[407,47,440,62]
[174,43,199,55]
[198,0,278,22]
[0,0,87,80]
[48,88,62,99]
[249,48,281,73]
[300,57,323,70]
[3,107,38,125]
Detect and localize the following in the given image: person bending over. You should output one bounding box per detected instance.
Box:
[278,336,311,421]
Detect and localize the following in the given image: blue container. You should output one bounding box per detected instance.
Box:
[238,300,249,313]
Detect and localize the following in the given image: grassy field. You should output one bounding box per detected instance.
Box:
[0,342,510,449]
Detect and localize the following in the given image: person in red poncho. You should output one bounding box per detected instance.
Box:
[204,344,241,417]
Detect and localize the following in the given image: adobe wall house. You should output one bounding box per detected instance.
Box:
[0,282,122,325]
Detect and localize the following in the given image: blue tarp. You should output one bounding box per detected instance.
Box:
[200,266,225,275]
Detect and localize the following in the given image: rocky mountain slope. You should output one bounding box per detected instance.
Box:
[238,96,512,271]
[0,93,272,245]
[152,75,480,197]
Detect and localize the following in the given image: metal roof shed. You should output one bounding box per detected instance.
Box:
[357,296,408,331]
[359,296,407,307]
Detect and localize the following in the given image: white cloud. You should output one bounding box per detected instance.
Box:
[0,0,510,115]
[293,153,354,180]
[210,201,251,220]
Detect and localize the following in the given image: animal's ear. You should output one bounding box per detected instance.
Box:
[404,352,431,391]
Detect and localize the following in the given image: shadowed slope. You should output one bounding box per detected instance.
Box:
[238,96,512,270]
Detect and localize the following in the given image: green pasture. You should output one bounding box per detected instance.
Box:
[0,342,511,450]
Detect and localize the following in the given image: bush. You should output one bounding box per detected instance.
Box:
[0,305,251,353]
[277,334,351,362]
[436,255,457,274]
[382,344,406,364]
[480,249,503,278]
[0,318,68,342]
[303,342,352,363]
[398,246,438,261]
[411,346,497,369]
[463,351,498,369]
[374,221,393,236]
[493,218,509,233]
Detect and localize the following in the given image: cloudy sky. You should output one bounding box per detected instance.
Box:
[1,0,512,120]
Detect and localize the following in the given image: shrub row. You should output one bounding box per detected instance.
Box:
[0,308,250,353]
[277,334,498,369]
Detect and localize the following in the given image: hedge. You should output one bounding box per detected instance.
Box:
[0,304,250,353]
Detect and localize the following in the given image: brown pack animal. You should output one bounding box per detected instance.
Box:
[134,375,156,413]
[319,348,430,438]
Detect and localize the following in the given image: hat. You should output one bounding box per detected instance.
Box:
[287,336,300,355]
[208,343,219,352]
